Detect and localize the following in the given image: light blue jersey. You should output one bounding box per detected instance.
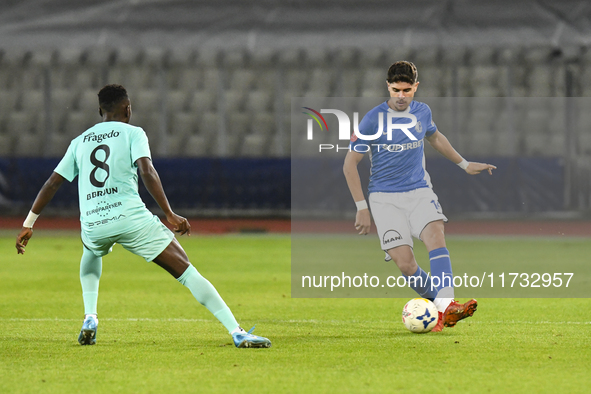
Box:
[54,121,153,234]
[350,100,437,193]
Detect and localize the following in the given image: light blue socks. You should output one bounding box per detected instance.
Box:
[80,247,102,315]
[177,264,239,333]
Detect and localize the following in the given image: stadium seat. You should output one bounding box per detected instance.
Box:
[245,90,273,112]
[51,88,76,119]
[142,47,166,67]
[256,70,278,92]
[6,111,37,135]
[416,65,443,97]
[278,48,305,68]
[227,112,251,136]
[63,111,97,138]
[159,133,186,157]
[339,69,362,96]
[579,125,591,155]
[304,47,331,67]
[456,65,474,97]
[578,65,591,96]
[241,133,267,157]
[251,47,276,67]
[284,69,309,96]
[361,88,385,98]
[170,66,202,91]
[166,90,189,112]
[196,111,220,138]
[0,68,11,91]
[209,129,241,157]
[0,132,12,156]
[472,46,498,65]
[197,48,221,68]
[251,113,276,136]
[223,50,246,69]
[16,65,47,92]
[133,114,163,138]
[527,66,553,97]
[50,49,79,89]
[72,66,100,91]
[170,112,197,137]
[19,90,44,113]
[471,65,503,97]
[492,110,518,156]
[125,67,159,92]
[133,89,160,114]
[13,132,42,157]
[188,90,216,114]
[357,47,385,68]
[335,47,358,68]
[361,68,386,92]
[306,68,334,95]
[229,69,256,92]
[431,97,457,136]
[77,89,99,112]
[0,91,19,121]
[524,130,554,157]
[202,68,221,93]
[271,129,290,157]
[85,47,116,68]
[46,132,70,157]
[413,47,439,69]
[223,90,246,112]
[222,132,242,157]
[184,133,210,157]
[463,109,496,156]
[577,100,591,136]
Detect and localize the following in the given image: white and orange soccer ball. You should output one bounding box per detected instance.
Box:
[402,298,439,333]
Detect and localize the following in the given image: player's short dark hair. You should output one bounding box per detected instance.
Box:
[386,61,418,84]
[98,84,129,112]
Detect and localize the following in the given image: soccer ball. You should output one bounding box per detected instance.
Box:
[402,298,439,333]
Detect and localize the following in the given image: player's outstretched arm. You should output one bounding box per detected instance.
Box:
[136,157,191,236]
[16,172,65,254]
[343,151,371,235]
[426,130,496,175]
[465,162,496,176]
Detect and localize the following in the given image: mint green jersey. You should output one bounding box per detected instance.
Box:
[55,121,153,234]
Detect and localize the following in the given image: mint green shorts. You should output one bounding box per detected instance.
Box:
[81,214,174,262]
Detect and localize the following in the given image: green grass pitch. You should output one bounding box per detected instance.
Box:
[1,232,590,393]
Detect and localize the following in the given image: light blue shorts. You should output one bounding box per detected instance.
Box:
[81,214,174,262]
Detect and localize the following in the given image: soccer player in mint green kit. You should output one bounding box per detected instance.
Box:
[15,84,271,348]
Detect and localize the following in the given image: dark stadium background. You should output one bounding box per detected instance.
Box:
[1,0,590,232]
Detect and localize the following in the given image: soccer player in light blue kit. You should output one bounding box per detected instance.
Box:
[15,84,271,348]
[343,61,496,332]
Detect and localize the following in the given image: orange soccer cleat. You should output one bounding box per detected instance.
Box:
[431,311,444,332]
[431,299,478,332]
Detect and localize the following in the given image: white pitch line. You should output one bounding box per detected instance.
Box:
[0,318,589,325]
[0,318,213,323]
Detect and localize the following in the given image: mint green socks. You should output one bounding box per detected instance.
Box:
[177,264,239,333]
[80,247,102,315]
[80,251,239,333]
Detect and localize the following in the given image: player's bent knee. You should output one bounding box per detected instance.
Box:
[153,239,191,279]
[421,221,446,249]
[386,246,417,276]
